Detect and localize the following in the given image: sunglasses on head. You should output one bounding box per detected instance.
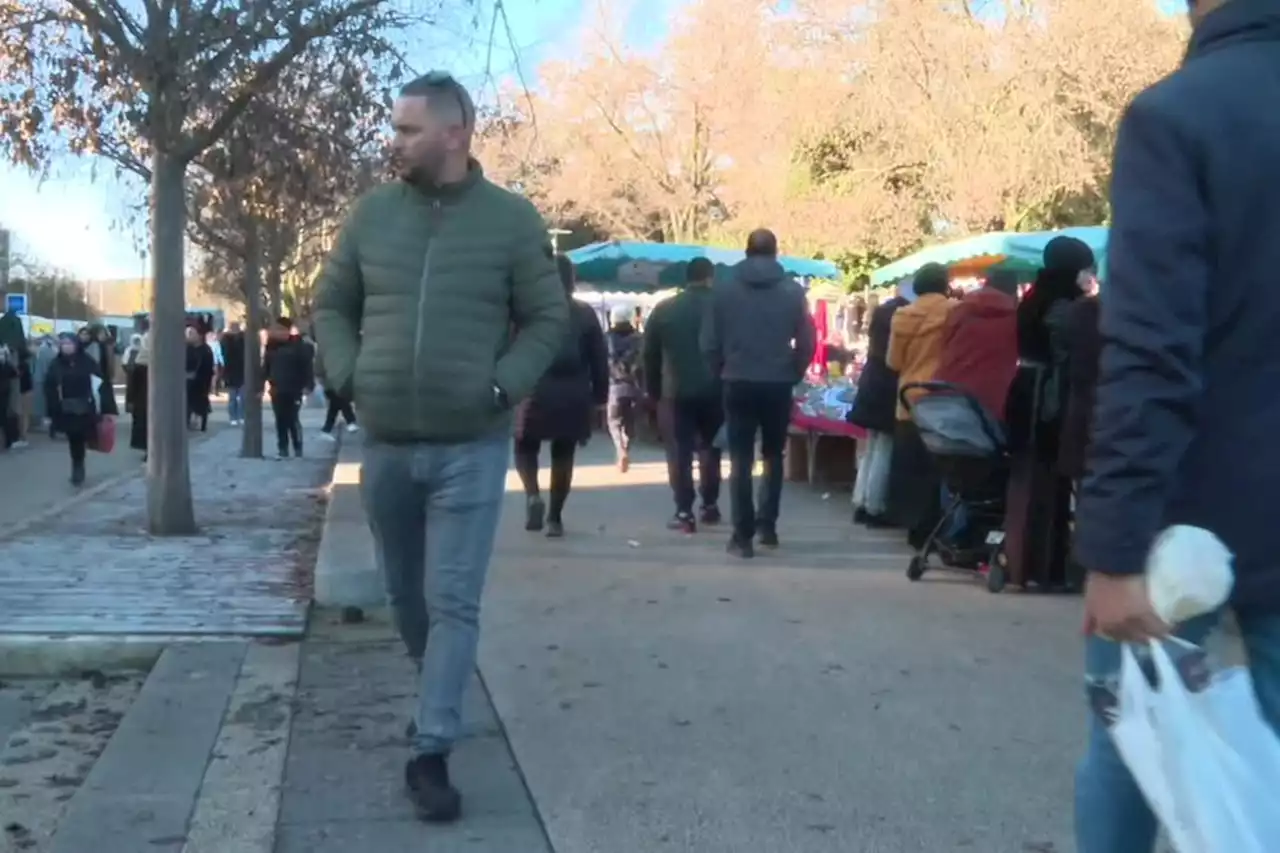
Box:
[419,70,473,129]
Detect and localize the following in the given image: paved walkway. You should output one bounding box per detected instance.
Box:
[0,415,145,532]
[3,431,1098,852]
[479,439,1087,852]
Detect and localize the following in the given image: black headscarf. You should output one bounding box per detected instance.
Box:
[1017,236,1095,361]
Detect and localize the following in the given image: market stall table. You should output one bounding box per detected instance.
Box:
[788,405,866,486]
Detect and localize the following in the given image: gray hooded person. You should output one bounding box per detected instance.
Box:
[701,228,816,558]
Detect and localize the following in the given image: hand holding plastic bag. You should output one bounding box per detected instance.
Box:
[1111,639,1280,852]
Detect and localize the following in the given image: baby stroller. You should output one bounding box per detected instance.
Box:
[898,381,1011,593]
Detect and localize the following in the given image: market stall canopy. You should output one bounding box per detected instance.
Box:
[869,226,1109,287]
[568,241,839,292]
[1002,226,1109,278]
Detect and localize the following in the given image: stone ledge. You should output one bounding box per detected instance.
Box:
[313,437,383,608]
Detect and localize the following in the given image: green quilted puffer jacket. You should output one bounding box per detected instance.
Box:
[312,164,569,443]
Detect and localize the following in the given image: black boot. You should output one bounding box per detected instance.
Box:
[404,754,461,823]
[71,461,85,486]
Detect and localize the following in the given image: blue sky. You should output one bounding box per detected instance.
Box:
[0,0,676,280]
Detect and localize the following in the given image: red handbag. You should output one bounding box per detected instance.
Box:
[92,415,116,454]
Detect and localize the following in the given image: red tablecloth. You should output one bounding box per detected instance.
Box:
[790,405,866,440]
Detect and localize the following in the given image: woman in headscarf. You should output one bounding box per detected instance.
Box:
[1003,235,1097,591]
[126,332,149,459]
[32,336,56,436]
[512,254,609,538]
[848,285,909,527]
[45,333,118,485]
[605,304,643,472]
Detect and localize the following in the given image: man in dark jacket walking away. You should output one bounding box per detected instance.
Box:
[262,318,313,458]
[702,230,816,558]
[645,257,724,533]
[312,72,567,824]
[1071,2,1280,851]
[219,322,246,426]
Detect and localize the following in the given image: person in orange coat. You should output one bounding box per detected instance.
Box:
[885,263,955,548]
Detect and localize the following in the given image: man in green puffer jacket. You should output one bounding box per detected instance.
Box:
[312,72,568,825]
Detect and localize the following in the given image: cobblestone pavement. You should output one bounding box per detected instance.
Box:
[0,410,336,637]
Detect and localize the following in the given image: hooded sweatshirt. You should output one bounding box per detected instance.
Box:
[700,257,816,385]
[933,287,1018,421]
[886,292,955,420]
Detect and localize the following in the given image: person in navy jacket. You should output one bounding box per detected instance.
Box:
[1072,0,1280,850]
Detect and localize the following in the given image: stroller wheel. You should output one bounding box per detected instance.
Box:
[906,556,926,582]
[986,548,1007,594]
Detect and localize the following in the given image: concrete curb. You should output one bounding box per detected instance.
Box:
[0,634,255,677]
[313,436,385,608]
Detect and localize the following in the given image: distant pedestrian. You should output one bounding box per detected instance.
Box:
[312,71,567,823]
[262,318,313,458]
[848,286,909,527]
[701,229,816,557]
[185,326,215,432]
[0,345,17,450]
[219,323,246,426]
[44,334,118,485]
[644,257,724,532]
[605,304,643,472]
[125,332,149,460]
[512,255,609,536]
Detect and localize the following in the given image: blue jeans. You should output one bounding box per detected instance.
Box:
[360,433,509,756]
[227,385,244,422]
[1075,609,1280,853]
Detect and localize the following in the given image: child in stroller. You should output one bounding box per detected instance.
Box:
[898,381,1011,593]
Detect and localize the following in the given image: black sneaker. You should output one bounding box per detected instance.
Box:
[853,507,870,525]
[727,537,754,559]
[699,505,722,526]
[404,754,462,823]
[758,527,779,549]
[667,512,696,534]
[70,462,85,486]
[545,518,564,538]
[525,496,545,532]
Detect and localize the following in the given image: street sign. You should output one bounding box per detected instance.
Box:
[5,292,26,315]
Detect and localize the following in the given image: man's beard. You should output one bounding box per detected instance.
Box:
[401,145,449,188]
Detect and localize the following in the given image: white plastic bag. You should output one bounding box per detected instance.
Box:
[1111,639,1280,852]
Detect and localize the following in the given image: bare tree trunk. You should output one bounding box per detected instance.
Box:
[265,265,283,318]
[241,230,265,459]
[147,150,197,535]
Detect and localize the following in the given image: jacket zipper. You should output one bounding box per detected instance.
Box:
[412,199,444,423]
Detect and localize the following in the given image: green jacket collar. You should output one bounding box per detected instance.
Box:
[405,158,484,201]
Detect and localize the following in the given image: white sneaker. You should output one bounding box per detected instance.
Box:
[318,431,337,442]
[11,440,28,449]
[346,423,360,433]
